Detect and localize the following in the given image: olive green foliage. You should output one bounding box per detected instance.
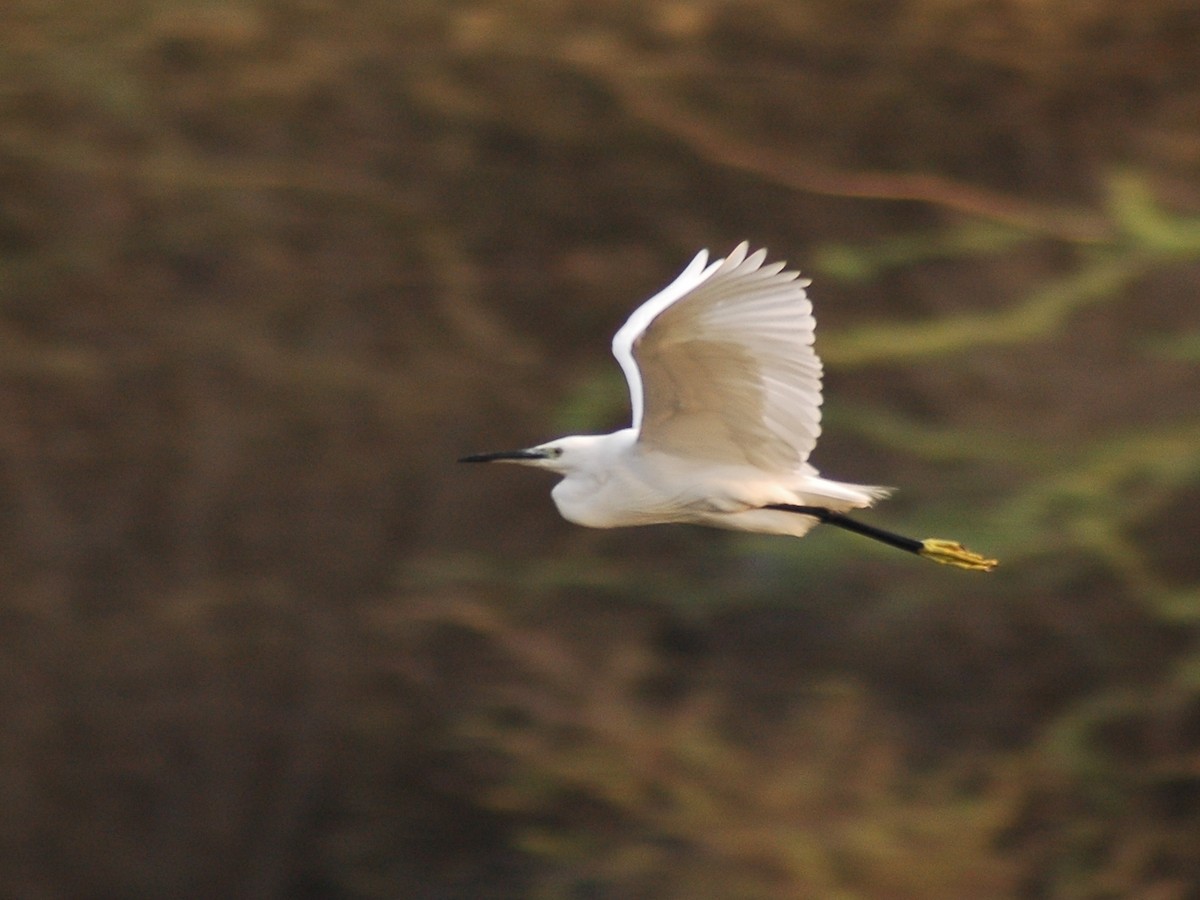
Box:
[2,0,1200,897]
[448,599,1019,899]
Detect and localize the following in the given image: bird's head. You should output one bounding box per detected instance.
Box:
[459,433,617,475]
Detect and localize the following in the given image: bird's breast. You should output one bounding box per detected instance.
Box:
[550,470,679,529]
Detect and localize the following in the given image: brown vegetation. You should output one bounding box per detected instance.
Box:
[2,1,1200,896]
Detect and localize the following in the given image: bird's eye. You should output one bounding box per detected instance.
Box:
[549,446,564,458]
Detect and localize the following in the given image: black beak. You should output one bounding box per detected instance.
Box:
[458,449,546,463]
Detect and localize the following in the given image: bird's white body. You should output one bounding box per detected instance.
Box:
[465,243,890,539]
[546,430,887,539]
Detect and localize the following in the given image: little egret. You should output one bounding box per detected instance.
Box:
[461,243,997,571]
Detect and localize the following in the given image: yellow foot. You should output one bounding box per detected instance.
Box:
[919,539,998,572]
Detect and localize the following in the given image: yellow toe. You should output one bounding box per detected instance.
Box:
[919,539,998,572]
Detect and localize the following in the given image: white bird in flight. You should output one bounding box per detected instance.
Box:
[462,243,996,571]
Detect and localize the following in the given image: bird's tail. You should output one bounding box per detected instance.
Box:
[799,478,893,511]
[858,484,894,504]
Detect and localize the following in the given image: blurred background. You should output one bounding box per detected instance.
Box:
[3,1,1200,897]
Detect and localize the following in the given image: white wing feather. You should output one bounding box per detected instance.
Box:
[611,242,822,472]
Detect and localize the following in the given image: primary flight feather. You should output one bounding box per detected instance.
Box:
[462,243,996,571]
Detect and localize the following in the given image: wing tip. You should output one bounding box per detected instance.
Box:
[707,243,812,296]
[720,242,805,280]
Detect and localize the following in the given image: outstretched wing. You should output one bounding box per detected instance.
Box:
[611,243,823,472]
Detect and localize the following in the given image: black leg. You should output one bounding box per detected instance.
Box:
[764,504,997,571]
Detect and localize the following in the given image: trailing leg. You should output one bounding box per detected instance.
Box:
[765,504,997,572]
